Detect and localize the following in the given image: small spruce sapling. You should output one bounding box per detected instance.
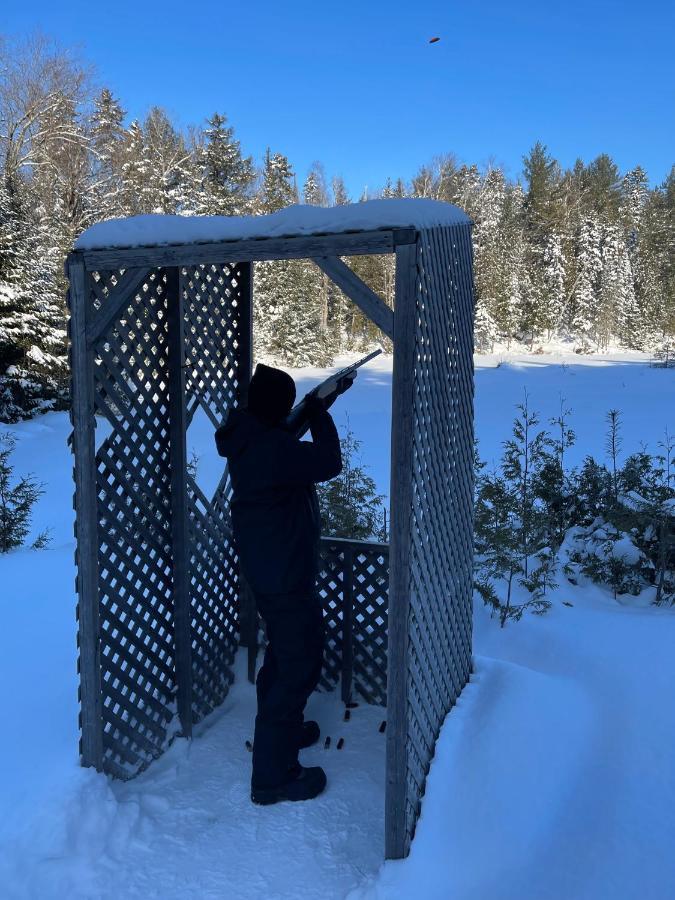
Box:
[501,389,550,575]
[316,420,384,540]
[0,432,49,552]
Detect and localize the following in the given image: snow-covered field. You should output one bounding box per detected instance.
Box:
[1,351,674,900]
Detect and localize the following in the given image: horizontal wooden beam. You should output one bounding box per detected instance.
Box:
[77,228,416,272]
[312,256,394,340]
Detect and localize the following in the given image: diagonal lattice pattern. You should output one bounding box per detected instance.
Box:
[76,263,249,777]
[401,225,475,851]
[181,263,246,724]
[70,224,475,862]
[92,268,177,777]
[315,537,389,701]
[351,543,389,706]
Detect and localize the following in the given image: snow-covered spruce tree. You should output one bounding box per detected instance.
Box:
[571,217,603,350]
[473,167,508,345]
[0,431,48,551]
[118,121,154,216]
[473,398,555,625]
[534,397,576,548]
[253,151,327,365]
[0,180,68,421]
[501,391,552,578]
[521,143,564,346]
[193,112,255,216]
[567,411,651,600]
[598,224,636,349]
[540,232,566,339]
[618,442,675,605]
[474,298,497,352]
[301,164,343,358]
[316,422,384,540]
[474,469,526,625]
[142,107,194,215]
[89,87,127,219]
[496,184,527,347]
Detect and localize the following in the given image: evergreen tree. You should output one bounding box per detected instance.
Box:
[0,431,47,551]
[194,112,254,216]
[254,151,327,365]
[316,423,384,539]
[571,217,603,348]
[89,87,127,219]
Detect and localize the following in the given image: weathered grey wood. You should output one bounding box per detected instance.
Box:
[234,261,259,679]
[85,265,152,348]
[385,239,418,860]
[69,210,476,861]
[68,258,104,770]
[81,230,406,272]
[312,256,394,340]
[166,267,194,738]
[237,261,254,405]
[392,228,417,245]
[341,544,355,704]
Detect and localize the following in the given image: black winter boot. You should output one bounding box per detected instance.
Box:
[251,765,327,806]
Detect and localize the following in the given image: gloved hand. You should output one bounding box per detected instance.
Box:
[303,392,326,419]
[322,372,356,409]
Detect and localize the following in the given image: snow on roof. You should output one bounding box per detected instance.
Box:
[74,199,471,250]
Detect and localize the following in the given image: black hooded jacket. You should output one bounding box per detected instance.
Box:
[215,406,342,595]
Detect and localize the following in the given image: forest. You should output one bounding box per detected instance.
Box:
[1,34,673,422]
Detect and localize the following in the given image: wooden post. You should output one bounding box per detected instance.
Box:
[166,266,193,738]
[341,544,354,704]
[235,261,259,680]
[68,255,103,770]
[237,261,254,404]
[385,240,418,860]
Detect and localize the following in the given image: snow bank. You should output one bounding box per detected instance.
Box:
[74,199,470,250]
[2,354,675,899]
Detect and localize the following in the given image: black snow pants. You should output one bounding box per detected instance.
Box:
[251,589,325,789]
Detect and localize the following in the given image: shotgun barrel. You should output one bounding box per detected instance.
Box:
[284,348,382,439]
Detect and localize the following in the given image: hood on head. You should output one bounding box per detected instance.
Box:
[248,364,296,426]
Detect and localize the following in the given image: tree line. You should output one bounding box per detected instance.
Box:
[1,34,673,421]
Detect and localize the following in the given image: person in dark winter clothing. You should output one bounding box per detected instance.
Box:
[215,363,352,805]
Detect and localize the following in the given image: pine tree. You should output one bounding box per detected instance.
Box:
[119,121,153,215]
[316,423,384,539]
[0,431,47,551]
[0,181,68,421]
[89,88,127,219]
[194,112,254,216]
[254,151,326,365]
[331,176,350,206]
[571,217,602,349]
[303,163,329,207]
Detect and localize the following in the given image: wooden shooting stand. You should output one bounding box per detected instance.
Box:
[66,203,475,858]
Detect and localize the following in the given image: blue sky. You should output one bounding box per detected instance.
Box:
[5,0,674,195]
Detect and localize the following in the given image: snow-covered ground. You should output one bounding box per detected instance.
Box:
[1,351,674,899]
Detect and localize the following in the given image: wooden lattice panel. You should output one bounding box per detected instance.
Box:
[91,268,178,777]
[315,538,389,702]
[316,539,345,691]
[70,262,250,778]
[351,543,389,706]
[181,263,246,723]
[401,225,475,850]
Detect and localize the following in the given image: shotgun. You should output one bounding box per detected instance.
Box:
[284,348,382,439]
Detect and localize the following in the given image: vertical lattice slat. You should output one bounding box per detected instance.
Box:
[68,257,103,770]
